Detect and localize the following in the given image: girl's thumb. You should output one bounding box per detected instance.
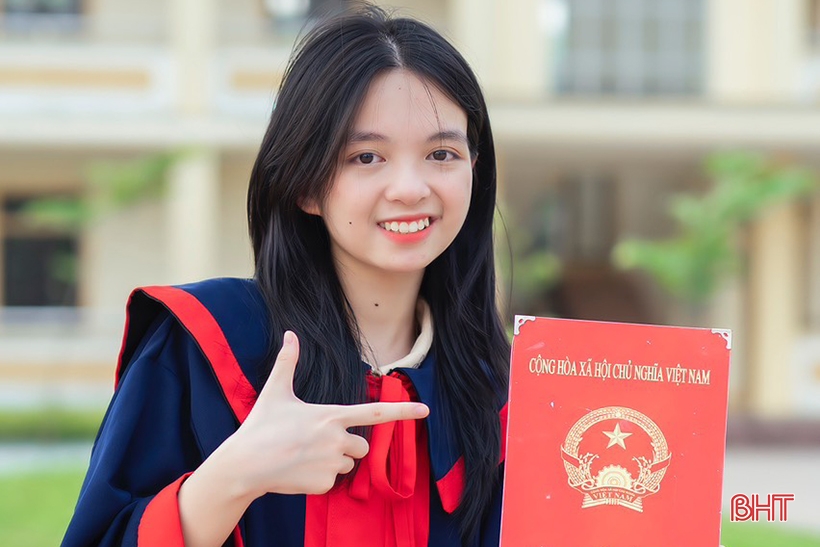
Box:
[260,331,300,399]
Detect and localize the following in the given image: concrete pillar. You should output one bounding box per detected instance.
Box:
[807,195,820,330]
[448,0,550,99]
[167,0,219,282]
[169,0,217,115]
[447,0,495,91]
[708,279,746,411]
[166,150,221,283]
[491,0,549,100]
[707,0,805,103]
[747,203,803,416]
[0,190,4,305]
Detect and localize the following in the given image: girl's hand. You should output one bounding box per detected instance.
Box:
[226,331,429,499]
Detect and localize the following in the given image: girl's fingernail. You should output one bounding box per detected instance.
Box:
[284,331,295,346]
[415,404,429,417]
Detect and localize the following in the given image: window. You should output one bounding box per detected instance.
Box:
[262,0,346,39]
[263,0,345,21]
[810,0,820,51]
[2,0,82,32]
[4,0,81,15]
[552,0,705,96]
[2,197,78,307]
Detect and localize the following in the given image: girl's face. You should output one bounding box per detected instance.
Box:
[306,69,473,279]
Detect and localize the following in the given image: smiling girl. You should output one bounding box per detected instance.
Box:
[62,5,509,547]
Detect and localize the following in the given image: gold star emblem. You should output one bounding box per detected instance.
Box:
[603,423,632,449]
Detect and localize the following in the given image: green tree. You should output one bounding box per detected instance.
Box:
[496,203,562,317]
[21,151,181,233]
[613,152,816,302]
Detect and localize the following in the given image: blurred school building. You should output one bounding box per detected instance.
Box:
[1,0,820,422]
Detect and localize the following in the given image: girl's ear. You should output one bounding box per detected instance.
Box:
[299,197,322,216]
[471,155,478,169]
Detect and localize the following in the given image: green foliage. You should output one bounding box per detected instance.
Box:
[496,204,562,316]
[85,152,177,207]
[18,198,90,232]
[20,151,182,233]
[613,152,816,302]
[0,408,104,442]
[508,247,562,307]
[50,249,79,286]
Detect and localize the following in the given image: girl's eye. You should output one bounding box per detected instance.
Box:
[429,150,455,161]
[355,152,383,164]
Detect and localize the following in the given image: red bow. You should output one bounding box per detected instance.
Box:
[305,374,430,547]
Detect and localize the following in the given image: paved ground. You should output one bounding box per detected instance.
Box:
[0,442,92,474]
[0,381,112,410]
[722,447,820,534]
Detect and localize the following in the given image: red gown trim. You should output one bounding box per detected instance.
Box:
[137,473,188,547]
[124,286,254,547]
[119,285,258,421]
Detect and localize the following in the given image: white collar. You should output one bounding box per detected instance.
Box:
[370,299,433,376]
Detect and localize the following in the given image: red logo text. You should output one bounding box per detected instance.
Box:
[730,494,794,522]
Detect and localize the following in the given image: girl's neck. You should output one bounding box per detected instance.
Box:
[336,267,424,369]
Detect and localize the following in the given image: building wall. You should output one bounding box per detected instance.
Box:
[1,0,819,415]
[87,0,168,43]
[219,153,256,279]
[707,0,806,103]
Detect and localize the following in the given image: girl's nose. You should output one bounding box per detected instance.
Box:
[383,162,432,204]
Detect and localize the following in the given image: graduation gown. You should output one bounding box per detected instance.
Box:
[61,278,507,547]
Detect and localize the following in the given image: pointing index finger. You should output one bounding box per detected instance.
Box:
[339,401,429,427]
[259,330,299,399]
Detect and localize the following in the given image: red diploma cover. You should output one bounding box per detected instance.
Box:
[500,316,731,547]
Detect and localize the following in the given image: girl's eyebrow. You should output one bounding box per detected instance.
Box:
[427,130,469,145]
[346,129,469,145]
[347,131,387,143]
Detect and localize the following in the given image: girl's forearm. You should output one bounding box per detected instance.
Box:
[178,437,259,547]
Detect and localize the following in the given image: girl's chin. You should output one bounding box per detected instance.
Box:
[374,263,431,276]
[369,256,438,275]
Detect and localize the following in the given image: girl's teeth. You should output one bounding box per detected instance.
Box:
[381,218,431,234]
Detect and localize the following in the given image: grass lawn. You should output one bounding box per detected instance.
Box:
[722,520,820,547]
[0,467,85,547]
[1,465,819,547]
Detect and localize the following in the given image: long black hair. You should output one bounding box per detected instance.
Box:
[247,4,510,538]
